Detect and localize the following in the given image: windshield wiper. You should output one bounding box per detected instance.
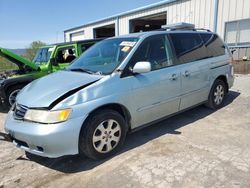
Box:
[68,68,95,74]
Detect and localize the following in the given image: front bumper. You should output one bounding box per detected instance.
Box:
[4,111,86,158]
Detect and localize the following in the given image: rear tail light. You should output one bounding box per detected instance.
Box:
[231,65,234,76]
[229,56,234,64]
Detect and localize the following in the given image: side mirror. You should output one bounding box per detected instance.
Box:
[231,49,236,54]
[50,58,58,66]
[132,61,151,74]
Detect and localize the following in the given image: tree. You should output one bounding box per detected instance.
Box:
[24,41,46,61]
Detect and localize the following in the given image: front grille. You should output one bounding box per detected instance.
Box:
[13,103,28,120]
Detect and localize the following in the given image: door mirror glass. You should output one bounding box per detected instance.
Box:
[132,61,151,74]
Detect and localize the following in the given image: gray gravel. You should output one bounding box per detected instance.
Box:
[0,74,250,188]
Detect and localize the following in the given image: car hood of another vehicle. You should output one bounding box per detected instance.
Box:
[16,70,104,108]
[0,47,39,71]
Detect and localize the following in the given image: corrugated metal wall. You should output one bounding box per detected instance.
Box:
[65,0,250,42]
[65,19,116,41]
[217,0,250,38]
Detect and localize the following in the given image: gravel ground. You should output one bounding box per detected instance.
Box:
[0,74,250,188]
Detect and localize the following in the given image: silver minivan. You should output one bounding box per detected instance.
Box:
[4,24,234,159]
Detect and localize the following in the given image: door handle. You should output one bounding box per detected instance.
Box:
[170,73,178,81]
[183,71,190,77]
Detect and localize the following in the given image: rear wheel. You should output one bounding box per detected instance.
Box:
[206,79,227,109]
[79,109,127,160]
[6,85,23,108]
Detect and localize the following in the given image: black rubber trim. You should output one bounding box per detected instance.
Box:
[48,80,99,110]
[210,63,228,69]
[0,132,13,142]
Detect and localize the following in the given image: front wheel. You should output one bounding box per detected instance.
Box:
[79,109,127,160]
[6,85,23,108]
[206,79,227,109]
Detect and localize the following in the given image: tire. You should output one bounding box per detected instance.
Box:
[6,85,23,108]
[79,109,128,160]
[206,79,227,109]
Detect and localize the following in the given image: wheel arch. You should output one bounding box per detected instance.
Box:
[86,103,132,130]
[214,75,229,93]
[4,76,34,94]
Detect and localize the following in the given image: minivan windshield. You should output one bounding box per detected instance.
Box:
[33,47,54,65]
[67,38,139,75]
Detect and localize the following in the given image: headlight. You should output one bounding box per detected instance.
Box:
[24,109,72,124]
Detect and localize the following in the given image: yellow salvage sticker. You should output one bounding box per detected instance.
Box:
[121,46,131,52]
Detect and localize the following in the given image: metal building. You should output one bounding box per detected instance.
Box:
[64,0,250,60]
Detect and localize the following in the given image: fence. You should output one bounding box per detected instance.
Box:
[233,61,250,74]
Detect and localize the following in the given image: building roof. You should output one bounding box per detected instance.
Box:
[64,0,177,33]
[47,38,104,46]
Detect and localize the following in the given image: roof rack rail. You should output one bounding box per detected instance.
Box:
[192,28,212,32]
[162,22,195,30]
[161,22,211,32]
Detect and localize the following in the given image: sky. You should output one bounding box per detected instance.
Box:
[0,0,162,49]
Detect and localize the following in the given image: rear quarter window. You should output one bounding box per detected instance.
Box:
[200,33,226,57]
[169,33,207,64]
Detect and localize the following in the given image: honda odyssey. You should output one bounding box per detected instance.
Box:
[4,23,234,159]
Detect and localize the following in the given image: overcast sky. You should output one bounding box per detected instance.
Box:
[0,0,162,49]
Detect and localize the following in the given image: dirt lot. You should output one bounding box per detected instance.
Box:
[0,74,250,188]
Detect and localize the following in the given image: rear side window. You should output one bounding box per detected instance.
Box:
[169,33,207,64]
[200,33,225,57]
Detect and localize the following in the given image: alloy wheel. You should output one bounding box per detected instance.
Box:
[92,119,121,153]
[214,85,225,105]
[8,89,21,106]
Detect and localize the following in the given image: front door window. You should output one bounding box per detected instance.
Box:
[56,46,76,64]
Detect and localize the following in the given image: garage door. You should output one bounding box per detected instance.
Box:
[93,24,115,38]
[70,31,85,42]
[130,13,167,33]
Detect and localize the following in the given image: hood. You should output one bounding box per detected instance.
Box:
[0,47,39,71]
[16,70,103,108]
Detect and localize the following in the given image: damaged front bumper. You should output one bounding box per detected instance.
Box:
[4,111,87,158]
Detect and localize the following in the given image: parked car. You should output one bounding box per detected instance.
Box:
[4,23,234,160]
[0,39,102,107]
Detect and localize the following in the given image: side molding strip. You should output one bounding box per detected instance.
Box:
[210,63,228,69]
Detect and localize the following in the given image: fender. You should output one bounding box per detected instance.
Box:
[0,76,35,98]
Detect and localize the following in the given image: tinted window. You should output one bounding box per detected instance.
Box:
[127,35,173,72]
[81,43,95,53]
[169,33,207,64]
[200,33,225,57]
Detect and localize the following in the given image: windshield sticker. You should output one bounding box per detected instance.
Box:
[120,41,136,47]
[121,46,131,52]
